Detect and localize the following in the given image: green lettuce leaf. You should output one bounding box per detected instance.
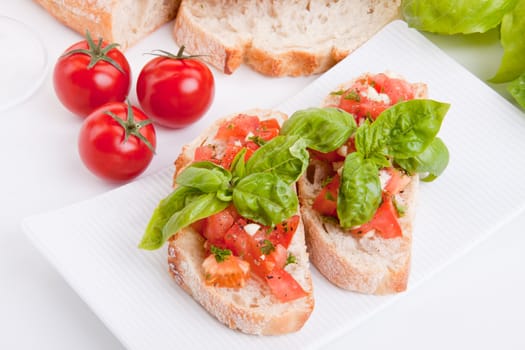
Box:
[490,0,525,83]
[507,73,525,109]
[401,0,518,34]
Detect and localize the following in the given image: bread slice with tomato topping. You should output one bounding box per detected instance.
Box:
[141,109,314,335]
[297,72,449,294]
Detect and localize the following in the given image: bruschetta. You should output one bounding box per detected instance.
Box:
[285,72,450,294]
[138,109,317,335]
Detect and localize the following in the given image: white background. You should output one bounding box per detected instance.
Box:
[2,1,524,349]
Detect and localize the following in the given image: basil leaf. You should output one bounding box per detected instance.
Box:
[337,152,382,228]
[354,120,390,167]
[280,107,356,152]
[162,193,230,245]
[373,99,450,159]
[396,137,449,182]
[508,72,525,109]
[230,148,247,182]
[490,0,525,83]
[232,173,298,226]
[175,161,232,193]
[246,135,309,185]
[139,186,203,250]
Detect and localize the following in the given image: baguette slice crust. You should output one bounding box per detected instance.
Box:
[35,0,181,49]
[168,109,314,335]
[173,0,402,76]
[299,73,427,294]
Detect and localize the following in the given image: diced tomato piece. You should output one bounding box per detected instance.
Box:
[263,244,288,272]
[371,73,415,104]
[255,215,300,249]
[351,194,402,239]
[219,143,243,170]
[202,206,238,244]
[202,253,250,288]
[194,144,218,164]
[255,119,280,141]
[384,167,411,196]
[265,268,307,302]
[191,219,205,233]
[223,218,253,258]
[215,114,260,141]
[312,174,340,218]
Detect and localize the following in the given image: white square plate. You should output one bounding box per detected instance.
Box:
[22,20,525,349]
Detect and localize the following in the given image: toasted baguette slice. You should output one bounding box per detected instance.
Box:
[35,0,181,49]
[298,73,427,294]
[167,109,314,335]
[173,0,401,76]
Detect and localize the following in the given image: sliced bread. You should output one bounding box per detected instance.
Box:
[172,0,402,76]
[35,0,181,49]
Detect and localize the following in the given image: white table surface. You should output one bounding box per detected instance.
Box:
[2,2,524,349]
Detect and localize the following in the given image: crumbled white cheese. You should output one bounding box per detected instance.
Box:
[336,144,348,157]
[243,223,261,236]
[366,86,391,104]
[378,169,392,190]
[234,140,242,147]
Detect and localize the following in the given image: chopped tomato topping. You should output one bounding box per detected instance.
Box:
[252,215,300,249]
[202,253,250,288]
[384,167,411,196]
[198,207,305,301]
[202,205,238,244]
[312,174,340,218]
[338,73,417,121]
[370,73,415,104]
[215,114,260,141]
[255,119,280,141]
[350,194,402,239]
[265,268,308,302]
[194,144,219,164]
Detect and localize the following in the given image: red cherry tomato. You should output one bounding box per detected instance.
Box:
[78,101,156,182]
[53,31,131,118]
[136,47,215,128]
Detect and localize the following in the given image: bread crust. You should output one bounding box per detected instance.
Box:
[167,109,314,335]
[172,0,401,76]
[35,0,181,49]
[299,72,427,294]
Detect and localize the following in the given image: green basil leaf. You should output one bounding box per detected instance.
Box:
[373,99,450,159]
[139,186,203,250]
[337,152,382,228]
[490,0,525,83]
[230,148,247,182]
[232,173,298,226]
[280,107,356,152]
[162,193,230,245]
[175,161,232,193]
[395,137,450,182]
[355,120,389,162]
[507,72,525,109]
[245,135,309,185]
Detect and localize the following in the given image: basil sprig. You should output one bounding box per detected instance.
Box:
[338,99,450,228]
[139,113,353,250]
